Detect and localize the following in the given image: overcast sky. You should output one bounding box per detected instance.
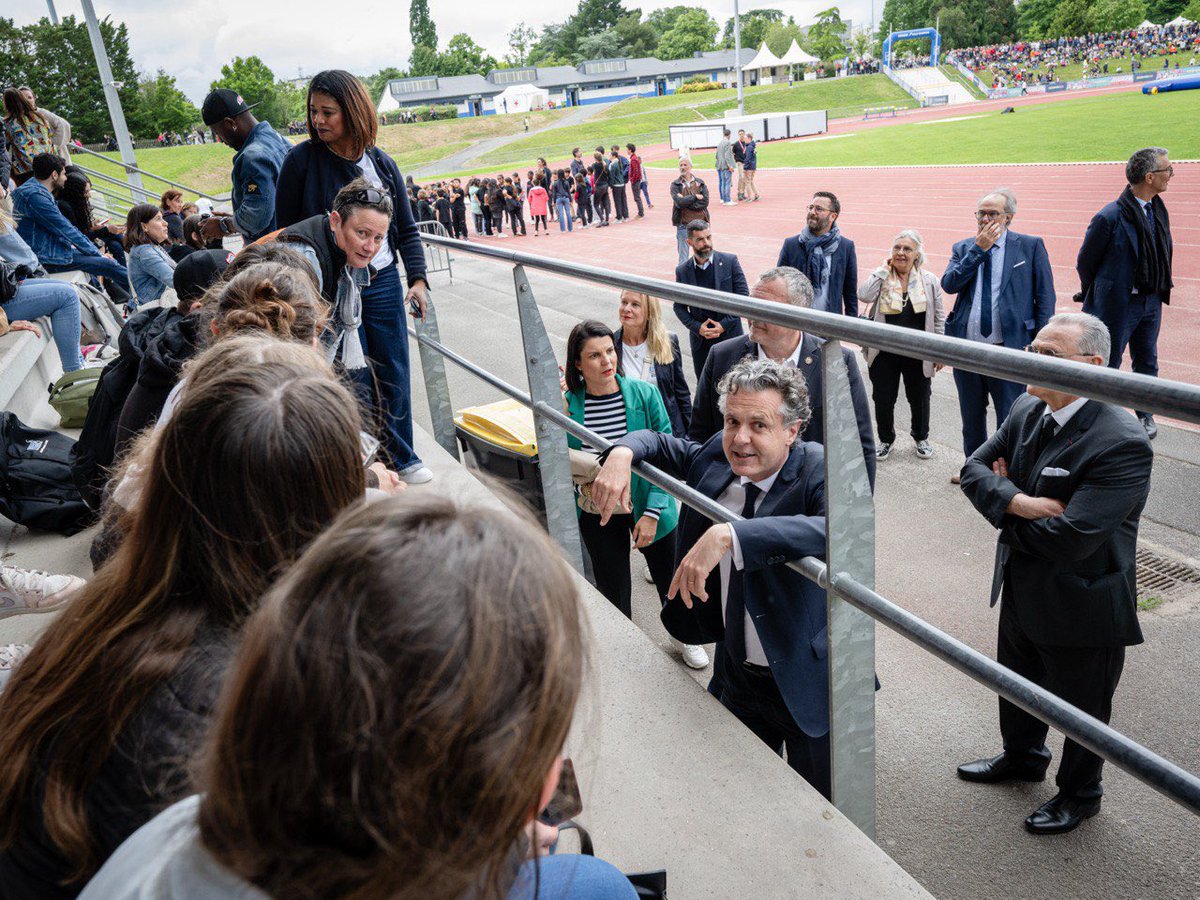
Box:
[11,0,877,103]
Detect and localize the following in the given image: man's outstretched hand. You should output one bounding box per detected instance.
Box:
[590,446,634,525]
[668,524,733,608]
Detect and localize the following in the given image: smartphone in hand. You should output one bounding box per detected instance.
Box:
[538,758,582,827]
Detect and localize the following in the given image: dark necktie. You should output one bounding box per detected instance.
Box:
[724,483,761,664]
[1033,414,1058,461]
[1145,202,1156,233]
[979,246,993,339]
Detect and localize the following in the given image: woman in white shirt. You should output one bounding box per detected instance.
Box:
[612,290,692,437]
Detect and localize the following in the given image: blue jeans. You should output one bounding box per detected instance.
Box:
[507,854,636,899]
[953,367,1025,457]
[44,254,128,285]
[2,279,83,371]
[675,225,689,265]
[350,263,421,471]
[556,198,573,231]
[636,179,651,208]
[717,168,732,203]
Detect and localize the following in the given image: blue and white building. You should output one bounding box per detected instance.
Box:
[376,49,757,118]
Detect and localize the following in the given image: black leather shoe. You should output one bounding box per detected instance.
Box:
[1139,414,1158,440]
[1024,793,1101,834]
[957,752,1048,784]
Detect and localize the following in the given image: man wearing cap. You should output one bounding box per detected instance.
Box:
[200,89,291,243]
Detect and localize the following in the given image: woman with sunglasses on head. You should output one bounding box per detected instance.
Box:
[276,69,433,484]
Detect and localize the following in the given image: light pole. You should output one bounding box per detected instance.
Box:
[80,0,143,193]
[733,0,745,115]
[44,0,59,25]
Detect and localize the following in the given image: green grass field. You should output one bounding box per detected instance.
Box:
[647,89,1200,170]
[471,75,914,168]
[972,51,1196,86]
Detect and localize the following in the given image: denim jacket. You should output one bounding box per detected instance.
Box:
[13,178,99,267]
[129,243,176,305]
[231,121,292,241]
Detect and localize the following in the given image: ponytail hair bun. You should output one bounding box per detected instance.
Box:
[209,262,327,344]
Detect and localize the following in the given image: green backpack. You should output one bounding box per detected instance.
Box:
[48,366,101,428]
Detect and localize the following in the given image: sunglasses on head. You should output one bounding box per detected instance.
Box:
[343,188,391,205]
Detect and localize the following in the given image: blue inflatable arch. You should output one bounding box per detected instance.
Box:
[882,28,942,68]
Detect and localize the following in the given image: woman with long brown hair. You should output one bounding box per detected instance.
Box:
[2,87,54,186]
[0,339,367,898]
[124,202,176,308]
[275,69,433,486]
[81,495,634,899]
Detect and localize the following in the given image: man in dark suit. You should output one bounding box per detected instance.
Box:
[775,191,858,317]
[942,188,1056,479]
[674,220,748,379]
[1077,147,1174,440]
[689,266,875,487]
[591,358,833,797]
[958,312,1153,835]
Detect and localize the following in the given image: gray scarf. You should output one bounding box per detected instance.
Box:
[326,265,369,371]
[798,224,841,308]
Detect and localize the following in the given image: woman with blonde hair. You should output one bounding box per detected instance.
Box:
[81,495,634,900]
[859,228,946,462]
[613,290,692,437]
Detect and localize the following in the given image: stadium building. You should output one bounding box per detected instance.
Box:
[376,49,757,117]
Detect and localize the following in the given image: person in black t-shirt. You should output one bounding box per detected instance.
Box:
[448,178,468,239]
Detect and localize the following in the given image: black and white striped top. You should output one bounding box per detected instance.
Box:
[582,391,627,452]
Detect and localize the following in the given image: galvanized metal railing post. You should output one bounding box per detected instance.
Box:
[414,297,459,460]
[823,340,877,837]
[513,265,585,571]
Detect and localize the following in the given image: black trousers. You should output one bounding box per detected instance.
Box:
[509,208,526,235]
[593,188,611,224]
[870,351,931,443]
[578,199,593,225]
[612,184,629,220]
[720,650,832,800]
[997,595,1125,800]
[579,512,676,619]
[481,207,493,235]
[452,209,468,239]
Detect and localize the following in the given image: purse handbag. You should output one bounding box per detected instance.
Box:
[0,261,23,303]
[569,449,602,515]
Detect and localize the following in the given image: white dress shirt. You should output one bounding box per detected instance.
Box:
[719,467,782,667]
[755,339,804,368]
[1047,396,1088,429]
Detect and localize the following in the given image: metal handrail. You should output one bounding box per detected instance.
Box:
[71,145,227,202]
[420,234,1200,425]
[407,323,1200,817]
[72,163,161,201]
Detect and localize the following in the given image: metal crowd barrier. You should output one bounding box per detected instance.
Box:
[416,220,454,281]
[411,233,1200,839]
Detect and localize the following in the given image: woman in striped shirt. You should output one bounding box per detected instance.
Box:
[563,321,679,624]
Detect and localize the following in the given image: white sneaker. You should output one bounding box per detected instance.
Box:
[915,440,934,459]
[398,465,434,484]
[0,566,85,618]
[681,643,710,669]
[642,562,654,584]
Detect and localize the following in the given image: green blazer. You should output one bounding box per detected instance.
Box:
[565,375,679,540]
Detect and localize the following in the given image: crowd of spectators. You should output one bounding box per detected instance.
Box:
[950,21,1200,87]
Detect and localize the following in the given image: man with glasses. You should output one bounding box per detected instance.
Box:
[1077,147,1174,440]
[942,188,1055,482]
[776,191,858,317]
[958,313,1152,835]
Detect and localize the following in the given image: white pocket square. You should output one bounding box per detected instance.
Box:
[1013,260,1027,268]
[1041,467,1070,477]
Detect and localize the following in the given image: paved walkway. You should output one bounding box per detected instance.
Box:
[410,101,617,179]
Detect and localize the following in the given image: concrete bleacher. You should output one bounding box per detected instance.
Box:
[0,312,932,895]
[890,66,975,106]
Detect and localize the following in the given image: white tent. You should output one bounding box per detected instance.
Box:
[742,42,784,72]
[779,40,819,66]
[1165,15,1193,26]
[1137,19,1159,29]
[494,82,549,115]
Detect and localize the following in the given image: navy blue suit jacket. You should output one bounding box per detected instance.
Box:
[940,230,1055,350]
[615,430,830,737]
[1077,200,1172,329]
[613,328,692,436]
[775,235,858,316]
[688,334,876,488]
[673,251,748,336]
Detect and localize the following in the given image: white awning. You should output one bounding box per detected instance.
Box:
[779,40,819,65]
[742,42,784,71]
[1165,15,1192,25]
[1137,19,1159,29]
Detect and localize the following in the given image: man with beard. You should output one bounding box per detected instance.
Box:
[775,192,858,317]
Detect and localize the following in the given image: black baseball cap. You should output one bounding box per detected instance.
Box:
[174,249,233,302]
[202,89,259,126]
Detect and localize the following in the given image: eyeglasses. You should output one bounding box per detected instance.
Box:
[1023,344,1092,359]
[342,188,391,205]
[975,210,1006,220]
[1151,165,1174,177]
[807,204,832,213]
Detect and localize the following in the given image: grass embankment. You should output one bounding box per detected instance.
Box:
[647,89,1200,169]
[972,51,1196,86]
[471,75,913,168]
[80,107,573,204]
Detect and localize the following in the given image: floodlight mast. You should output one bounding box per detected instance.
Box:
[80,0,144,193]
[733,0,745,115]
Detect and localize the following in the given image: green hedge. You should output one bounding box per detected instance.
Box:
[676,80,724,94]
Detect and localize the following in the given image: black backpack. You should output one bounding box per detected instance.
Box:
[0,413,93,535]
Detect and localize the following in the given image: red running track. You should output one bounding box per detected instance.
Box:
[470,161,1200,406]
